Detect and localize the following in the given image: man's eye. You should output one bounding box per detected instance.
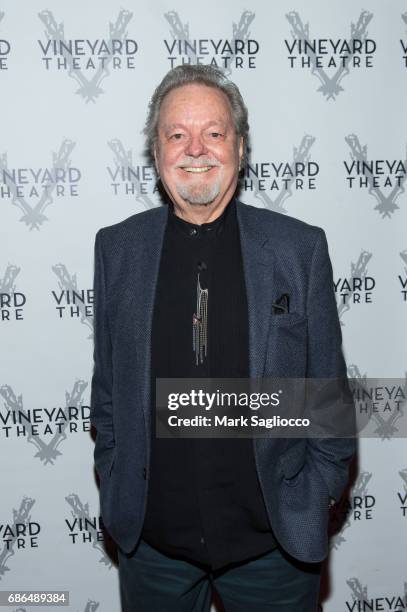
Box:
[210,132,222,138]
[170,133,184,140]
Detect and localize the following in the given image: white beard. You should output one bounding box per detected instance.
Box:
[175,176,221,206]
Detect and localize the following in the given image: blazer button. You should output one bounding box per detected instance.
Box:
[142,467,147,480]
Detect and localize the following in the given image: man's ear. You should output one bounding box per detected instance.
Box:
[238,137,244,170]
[153,144,161,179]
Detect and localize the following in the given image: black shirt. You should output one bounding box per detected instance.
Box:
[141,198,277,570]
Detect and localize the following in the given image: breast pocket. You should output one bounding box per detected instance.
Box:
[264,314,308,377]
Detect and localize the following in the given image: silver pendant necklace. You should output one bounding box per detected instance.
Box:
[192,271,208,366]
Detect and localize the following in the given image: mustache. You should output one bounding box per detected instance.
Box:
[175,157,222,168]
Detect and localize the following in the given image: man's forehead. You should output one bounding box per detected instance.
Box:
[159,83,233,118]
[162,119,228,131]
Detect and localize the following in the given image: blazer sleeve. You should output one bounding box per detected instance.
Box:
[305,228,356,502]
[90,229,115,482]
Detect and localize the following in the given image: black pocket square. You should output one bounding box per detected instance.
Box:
[272,293,290,315]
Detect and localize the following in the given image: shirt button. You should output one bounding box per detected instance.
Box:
[200,536,205,544]
[189,228,198,236]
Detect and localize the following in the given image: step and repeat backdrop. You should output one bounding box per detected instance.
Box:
[1,0,406,610]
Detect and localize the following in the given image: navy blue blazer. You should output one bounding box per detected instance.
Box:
[90,200,355,562]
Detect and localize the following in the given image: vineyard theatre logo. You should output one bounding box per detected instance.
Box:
[398,469,407,517]
[243,134,318,213]
[401,13,407,68]
[107,139,158,209]
[345,578,407,611]
[64,494,112,566]
[0,11,11,70]
[51,265,93,335]
[81,602,100,612]
[344,135,407,218]
[399,251,407,302]
[330,471,375,551]
[37,10,137,103]
[163,10,258,75]
[0,265,26,322]
[0,380,89,464]
[335,251,375,322]
[0,497,39,580]
[285,11,375,100]
[348,365,407,440]
[0,140,80,230]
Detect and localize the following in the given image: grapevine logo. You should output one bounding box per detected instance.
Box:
[344,135,407,218]
[163,10,258,75]
[0,11,10,70]
[399,251,407,302]
[0,265,26,322]
[81,603,100,612]
[0,140,80,230]
[401,13,407,67]
[285,11,375,100]
[11,601,99,612]
[64,494,112,566]
[51,265,93,335]
[107,139,158,209]
[0,497,40,580]
[398,469,407,517]
[0,381,89,463]
[330,471,375,551]
[242,135,318,213]
[37,10,137,103]
[348,365,407,440]
[345,578,407,611]
[80,603,100,612]
[335,251,375,322]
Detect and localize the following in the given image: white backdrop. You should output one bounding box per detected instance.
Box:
[1,1,406,610]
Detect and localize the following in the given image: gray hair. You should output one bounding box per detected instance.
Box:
[144,64,249,165]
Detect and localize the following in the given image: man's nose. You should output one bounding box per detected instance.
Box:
[185,134,208,157]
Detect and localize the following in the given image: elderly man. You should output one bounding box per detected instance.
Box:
[90,65,355,611]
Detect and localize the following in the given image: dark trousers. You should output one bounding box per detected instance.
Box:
[118,539,321,612]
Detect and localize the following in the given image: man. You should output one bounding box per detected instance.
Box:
[90,65,355,611]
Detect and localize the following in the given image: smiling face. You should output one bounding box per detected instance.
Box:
[154,83,243,222]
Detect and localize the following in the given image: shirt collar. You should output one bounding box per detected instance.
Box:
[168,198,235,238]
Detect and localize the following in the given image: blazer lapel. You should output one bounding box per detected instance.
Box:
[133,205,168,438]
[236,200,275,379]
[236,201,280,474]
